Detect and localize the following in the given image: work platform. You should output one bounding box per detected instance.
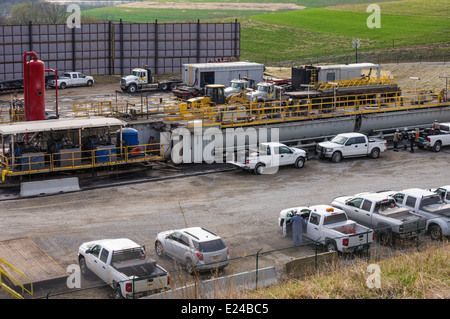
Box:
[0,238,68,293]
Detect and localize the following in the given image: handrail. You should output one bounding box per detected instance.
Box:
[0,257,33,298]
[0,143,164,178]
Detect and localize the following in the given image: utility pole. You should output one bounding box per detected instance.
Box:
[352,39,360,64]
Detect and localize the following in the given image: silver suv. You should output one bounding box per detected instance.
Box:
[154,227,229,274]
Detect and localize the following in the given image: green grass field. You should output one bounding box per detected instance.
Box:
[82,0,450,64]
[82,7,268,23]
[242,0,449,63]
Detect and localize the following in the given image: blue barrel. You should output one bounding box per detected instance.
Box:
[117,128,139,147]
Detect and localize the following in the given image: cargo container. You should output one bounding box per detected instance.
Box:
[182,62,264,90]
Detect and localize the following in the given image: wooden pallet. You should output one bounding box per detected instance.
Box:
[0,237,67,287]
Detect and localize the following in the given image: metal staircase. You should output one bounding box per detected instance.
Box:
[0,257,33,299]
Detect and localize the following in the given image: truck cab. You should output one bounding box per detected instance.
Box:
[225,79,252,97]
[246,82,278,102]
[431,185,450,203]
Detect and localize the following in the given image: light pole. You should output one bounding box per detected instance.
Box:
[409,77,420,103]
[352,39,360,64]
[328,82,339,112]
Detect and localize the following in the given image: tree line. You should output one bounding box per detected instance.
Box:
[0,0,102,25]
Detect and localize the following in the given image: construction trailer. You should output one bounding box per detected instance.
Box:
[182,62,264,90]
[291,63,381,90]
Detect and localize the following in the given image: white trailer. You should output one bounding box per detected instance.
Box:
[316,63,381,82]
[182,62,264,90]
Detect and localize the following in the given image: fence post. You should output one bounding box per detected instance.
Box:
[255,248,263,290]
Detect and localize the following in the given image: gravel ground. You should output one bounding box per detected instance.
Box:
[1,143,449,299]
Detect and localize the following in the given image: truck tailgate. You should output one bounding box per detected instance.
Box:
[132,271,169,293]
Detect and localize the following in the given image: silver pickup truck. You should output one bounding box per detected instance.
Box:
[78,238,170,299]
[331,191,426,245]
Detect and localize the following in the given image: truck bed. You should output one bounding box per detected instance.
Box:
[330,222,367,235]
[113,259,163,278]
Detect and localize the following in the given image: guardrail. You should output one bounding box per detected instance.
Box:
[0,142,164,178]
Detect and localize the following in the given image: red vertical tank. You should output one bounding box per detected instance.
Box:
[23,52,46,121]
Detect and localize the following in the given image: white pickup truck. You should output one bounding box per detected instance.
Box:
[388,188,450,240]
[416,122,450,152]
[278,205,374,253]
[228,142,308,175]
[48,72,94,89]
[316,132,387,163]
[78,238,170,299]
[331,192,426,244]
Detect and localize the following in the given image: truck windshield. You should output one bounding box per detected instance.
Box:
[420,195,443,207]
[324,213,348,225]
[231,82,241,89]
[257,85,268,92]
[330,136,347,145]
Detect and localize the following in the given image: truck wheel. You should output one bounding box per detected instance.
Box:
[86,80,93,87]
[127,84,137,93]
[59,82,66,90]
[170,83,178,90]
[331,152,342,163]
[282,220,288,238]
[254,163,264,175]
[185,258,195,275]
[378,230,392,246]
[79,257,90,276]
[370,148,380,159]
[432,142,442,152]
[160,83,169,91]
[294,156,305,169]
[429,224,442,240]
[325,241,337,252]
[155,241,164,257]
[114,284,124,299]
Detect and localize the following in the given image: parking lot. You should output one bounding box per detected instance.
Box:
[1,139,449,298]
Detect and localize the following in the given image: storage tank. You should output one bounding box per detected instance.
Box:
[117,128,139,147]
[23,52,46,121]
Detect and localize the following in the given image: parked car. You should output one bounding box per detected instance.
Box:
[316,132,387,163]
[48,72,94,89]
[155,227,229,274]
[78,238,170,299]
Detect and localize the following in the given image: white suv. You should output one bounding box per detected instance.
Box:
[154,227,229,274]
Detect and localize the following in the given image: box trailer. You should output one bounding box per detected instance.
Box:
[291,63,381,90]
[182,62,264,90]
